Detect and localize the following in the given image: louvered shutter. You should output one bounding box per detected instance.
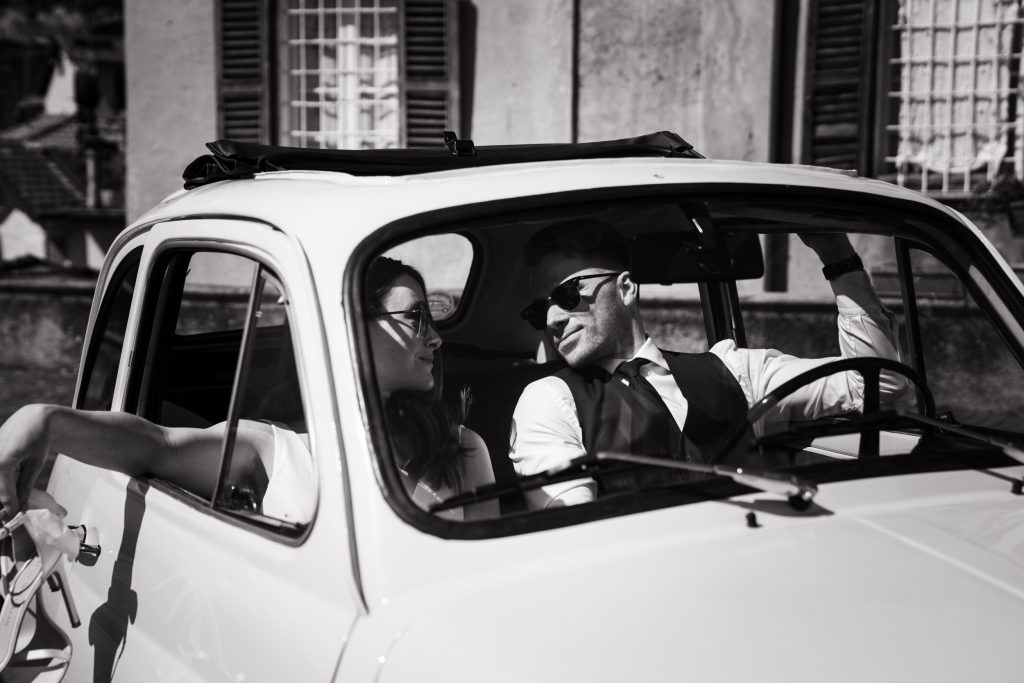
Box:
[803,0,882,172]
[218,0,272,143]
[400,0,461,148]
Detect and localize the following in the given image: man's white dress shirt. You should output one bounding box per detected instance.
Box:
[509,271,904,508]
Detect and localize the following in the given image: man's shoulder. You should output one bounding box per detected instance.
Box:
[514,373,579,423]
[658,346,723,366]
[522,372,573,397]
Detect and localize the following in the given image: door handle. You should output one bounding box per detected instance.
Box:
[69,525,101,566]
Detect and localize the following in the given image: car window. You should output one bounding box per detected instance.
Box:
[78,247,141,411]
[134,248,314,528]
[361,191,1024,537]
[905,248,1024,431]
[382,233,473,320]
[638,281,705,353]
[738,232,903,370]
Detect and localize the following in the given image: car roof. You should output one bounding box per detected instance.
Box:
[180,130,703,188]
[139,152,960,248]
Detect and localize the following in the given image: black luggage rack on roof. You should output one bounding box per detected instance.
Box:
[181,130,703,189]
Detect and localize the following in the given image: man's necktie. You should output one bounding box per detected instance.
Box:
[612,358,667,417]
[598,358,689,494]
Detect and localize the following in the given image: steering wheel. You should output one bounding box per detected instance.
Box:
[714,357,935,461]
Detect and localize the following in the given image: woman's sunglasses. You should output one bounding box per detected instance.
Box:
[376,301,436,337]
[519,272,620,331]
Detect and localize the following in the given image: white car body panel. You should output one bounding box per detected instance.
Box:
[350,467,1024,683]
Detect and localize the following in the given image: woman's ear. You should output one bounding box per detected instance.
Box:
[618,271,639,306]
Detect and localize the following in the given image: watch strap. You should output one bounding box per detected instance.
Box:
[821,254,864,280]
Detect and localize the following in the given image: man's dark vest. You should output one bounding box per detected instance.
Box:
[555,350,753,494]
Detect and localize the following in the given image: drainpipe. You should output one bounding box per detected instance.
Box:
[84,148,97,209]
[75,63,101,209]
[571,0,580,143]
[764,0,801,292]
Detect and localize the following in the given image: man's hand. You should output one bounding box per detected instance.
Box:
[798,232,858,265]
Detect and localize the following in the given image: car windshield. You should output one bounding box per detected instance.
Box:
[359,188,1024,533]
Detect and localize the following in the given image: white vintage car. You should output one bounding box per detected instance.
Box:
[27,133,1024,681]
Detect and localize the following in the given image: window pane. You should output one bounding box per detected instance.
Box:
[283,0,400,149]
[383,234,474,320]
[143,250,314,524]
[162,252,256,426]
[224,272,315,524]
[911,249,1024,431]
[79,252,140,411]
[884,0,1024,196]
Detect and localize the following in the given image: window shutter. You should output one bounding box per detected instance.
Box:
[400,0,461,148]
[803,0,881,171]
[218,0,272,143]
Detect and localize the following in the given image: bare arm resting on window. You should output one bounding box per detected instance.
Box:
[0,404,273,516]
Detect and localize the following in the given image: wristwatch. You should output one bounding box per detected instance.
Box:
[821,254,864,280]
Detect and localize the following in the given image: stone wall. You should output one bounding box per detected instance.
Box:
[0,279,94,421]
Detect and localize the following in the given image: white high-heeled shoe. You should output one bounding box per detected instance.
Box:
[0,510,81,678]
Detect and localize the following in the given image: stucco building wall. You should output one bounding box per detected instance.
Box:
[125,0,218,223]
[576,0,774,160]
[471,0,574,143]
[471,0,776,159]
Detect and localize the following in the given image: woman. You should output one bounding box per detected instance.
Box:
[0,257,496,522]
[365,256,497,520]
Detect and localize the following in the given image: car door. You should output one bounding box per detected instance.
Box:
[45,219,361,682]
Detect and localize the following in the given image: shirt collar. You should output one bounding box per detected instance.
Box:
[597,337,670,374]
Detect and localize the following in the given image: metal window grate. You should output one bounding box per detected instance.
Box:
[283,0,399,149]
[884,0,1024,197]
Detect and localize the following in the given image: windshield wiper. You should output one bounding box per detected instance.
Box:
[431,450,818,513]
[890,411,1024,465]
[758,409,1024,465]
[593,451,818,510]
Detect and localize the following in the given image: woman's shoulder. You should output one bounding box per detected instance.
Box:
[455,425,499,519]
[458,426,495,487]
[458,425,487,452]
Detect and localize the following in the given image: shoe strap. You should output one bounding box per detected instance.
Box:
[8,645,72,667]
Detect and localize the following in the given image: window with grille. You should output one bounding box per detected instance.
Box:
[275,0,459,149]
[803,0,1024,198]
[216,0,460,148]
[280,0,400,148]
[883,0,1024,197]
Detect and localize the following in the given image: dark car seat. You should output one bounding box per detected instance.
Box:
[443,353,564,515]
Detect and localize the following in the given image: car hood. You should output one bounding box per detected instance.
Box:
[374,477,1024,682]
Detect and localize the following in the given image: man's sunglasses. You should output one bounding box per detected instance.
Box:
[519,272,620,331]
[375,301,436,337]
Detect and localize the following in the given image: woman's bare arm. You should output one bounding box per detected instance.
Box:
[0,404,272,516]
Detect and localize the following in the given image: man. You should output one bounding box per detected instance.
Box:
[509,220,905,509]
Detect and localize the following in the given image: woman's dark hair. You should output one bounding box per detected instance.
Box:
[386,388,471,492]
[365,255,427,315]
[366,255,470,492]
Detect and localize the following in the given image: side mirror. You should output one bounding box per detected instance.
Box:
[429,291,457,320]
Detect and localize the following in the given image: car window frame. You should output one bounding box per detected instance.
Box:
[891,236,1024,433]
[76,246,143,411]
[350,184,1024,541]
[125,240,313,540]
